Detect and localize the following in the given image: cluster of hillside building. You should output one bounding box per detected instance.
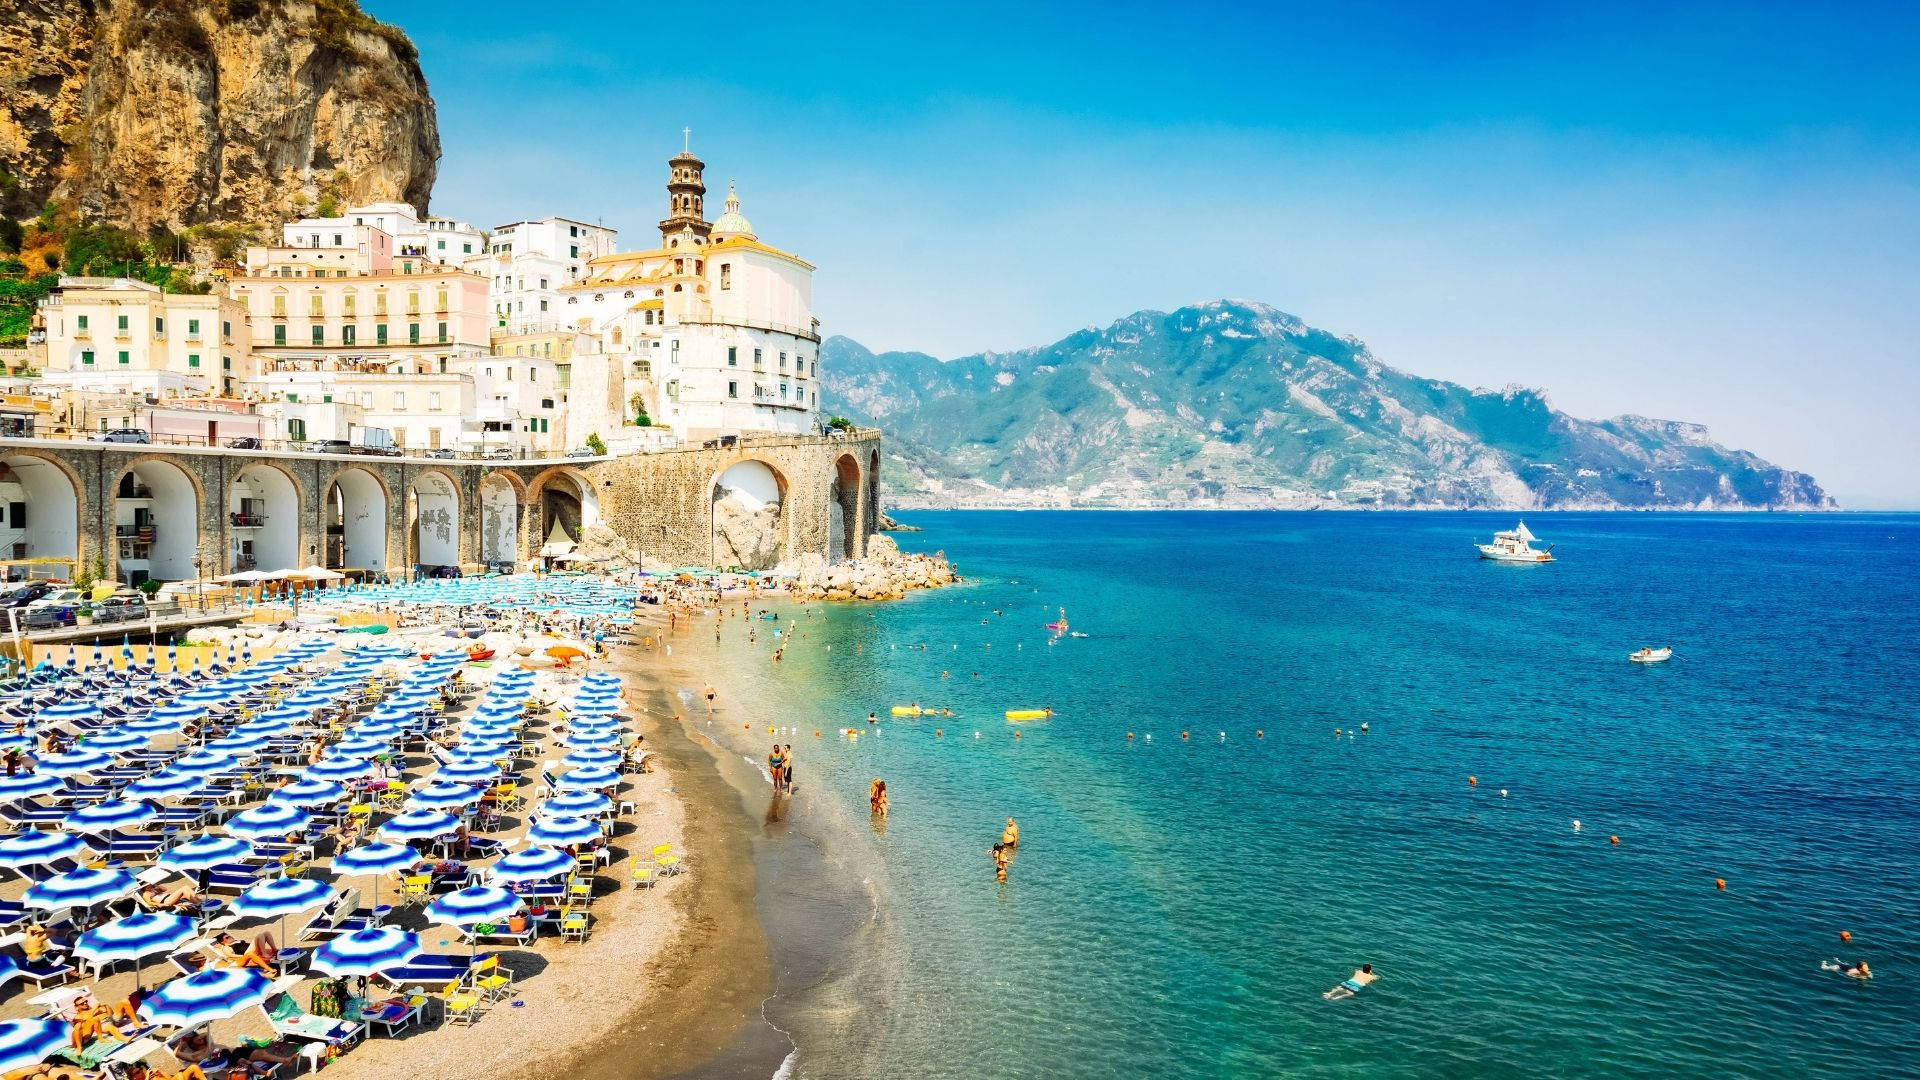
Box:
[8,147,824,457]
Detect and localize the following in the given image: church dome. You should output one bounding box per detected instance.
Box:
[711,181,755,238]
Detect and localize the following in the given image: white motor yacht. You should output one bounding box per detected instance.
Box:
[1477,521,1554,562]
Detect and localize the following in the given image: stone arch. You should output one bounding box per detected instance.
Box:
[0,451,81,577]
[110,456,201,584]
[868,449,882,536]
[479,470,523,567]
[830,453,862,562]
[708,458,789,571]
[323,466,390,571]
[407,469,462,570]
[525,467,599,560]
[228,462,301,574]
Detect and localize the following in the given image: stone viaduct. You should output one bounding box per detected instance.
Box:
[0,430,880,584]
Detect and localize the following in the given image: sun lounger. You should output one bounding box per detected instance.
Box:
[14,956,74,989]
[297,889,384,940]
[371,953,474,987]
[262,990,365,1048]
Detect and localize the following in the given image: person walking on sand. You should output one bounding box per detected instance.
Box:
[704,684,716,713]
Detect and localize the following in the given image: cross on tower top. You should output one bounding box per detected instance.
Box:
[683,126,691,153]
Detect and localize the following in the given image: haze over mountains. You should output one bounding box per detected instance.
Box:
[823,300,1832,511]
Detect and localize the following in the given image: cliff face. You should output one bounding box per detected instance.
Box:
[0,0,439,231]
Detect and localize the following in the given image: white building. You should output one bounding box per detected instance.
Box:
[468,217,618,334]
[560,151,820,442]
[285,201,485,268]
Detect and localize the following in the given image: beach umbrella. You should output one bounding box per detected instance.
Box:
[64,644,77,669]
[0,1019,69,1073]
[209,730,274,755]
[36,749,113,778]
[149,702,209,721]
[0,954,19,989]
[175,687,233,706]
[379,809,460,844]
[269,779,349,808]
[328,736,391,756]
[0,774,63,803]
[331,841,416,904]
[170,750,239,777]
[140,968,271,1030]
[157,835,252,872]
[562,749,622,769]
[488,846,575,885]
[541,791,613,818]
[555,765,621,791]
[407,782,485,812]
[562,732,621,751]
[64,799,157,834]
[349,721,406,739]
[302,758,371,783]
[0,829,87,869]
[72,912,197,978]
[22,867,138,910]
[82,730,151,753]
[527,815,601,848]
[226,802,310,840]
[123,716,184,738]
[37,701,99,723]
[122,770,209,802]
[228,877,331,920]
[425,885,522,927]
[308,927,423,978]
[433,761,501,785]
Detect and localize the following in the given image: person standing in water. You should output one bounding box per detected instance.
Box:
[782,744,795,790]
[1001,818,1020,847]
[869,778,888,815]
[767,743,787,793]
[991,842,1011,882]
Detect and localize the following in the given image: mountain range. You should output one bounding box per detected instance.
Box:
[822,300,1832,510]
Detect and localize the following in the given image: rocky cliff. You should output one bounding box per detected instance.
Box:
[823,300,1835,511]
[0,0,439,231]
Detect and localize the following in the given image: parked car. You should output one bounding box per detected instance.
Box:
[424,448,456,460]
[25,587,84,611]
[350,444,402,457]
[1,583,54,608]
[307,439,351,455]
[566,447,596,458]
[226,437,262,449]
[20,606,76,630]
[92,594,148,623]
[485,447,517,460]
[93,428,151,444]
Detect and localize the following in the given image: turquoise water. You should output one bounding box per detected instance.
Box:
[702,512,1920,1078]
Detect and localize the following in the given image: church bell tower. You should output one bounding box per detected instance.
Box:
[659,130,711,249]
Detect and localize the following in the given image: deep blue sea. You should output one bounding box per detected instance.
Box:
[693,512,1920,1079]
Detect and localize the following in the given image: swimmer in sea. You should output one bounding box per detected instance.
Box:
[1823,959,1872,980]
[1001,817,1020,847]
[868,711,878,725]
[1322,964,1377,1000]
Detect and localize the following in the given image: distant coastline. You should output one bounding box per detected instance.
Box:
[884,502,1847,513]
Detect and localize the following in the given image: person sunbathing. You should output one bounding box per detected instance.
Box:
[236,931,279,973]
[140,880,202,913]
[21,923,55,962]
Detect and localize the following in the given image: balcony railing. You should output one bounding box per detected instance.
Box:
[230,512,267,528]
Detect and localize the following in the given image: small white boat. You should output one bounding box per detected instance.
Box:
[1477,521,1554,562]
[1629,647,1673,664]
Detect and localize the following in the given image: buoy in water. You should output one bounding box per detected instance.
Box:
[1500,789,1508,798]
[973,731,982,739]
[1610,835,1620,845]
[1840,930,1852,943]
[1572,820,1582,831]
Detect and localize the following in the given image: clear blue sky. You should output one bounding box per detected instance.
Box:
[370,1,1920,505]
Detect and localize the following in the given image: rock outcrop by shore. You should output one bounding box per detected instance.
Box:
[789,534,956,601]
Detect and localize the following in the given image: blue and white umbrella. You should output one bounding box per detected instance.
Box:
[123,770,208,801]
[64,799,157,834]
[562,749,623,769]
[424,885,522,926]
[350,721,406,739]
[0,954,20,988]
[22,867,138,910]
[407,782,484,811]
[308,927,423,978]
[269,779,348,808]
[0,830,86,869]
[171,750,239,776]
[332,842,416,877]
[378,809,460,843]
[210,731,274,754]
[228,876,331,920]
[434,760,502,784]
[38,700,99,722]
[562,732,621,751]
[541,791,613,818]
[157,835,253,872]
[0,1018,69,1073]
[36,750,112,777]
[329,737,393,757]
[447,742,513,762]
[149,702,209,721]
[123,716,184,738]
[303,758,371,782]
[72,912,197,967]
[555,766,621,790]
[527,815,601,848]
[488,846,576,884]
[82,730,151,753]
[0,774,62,803]
[140,968,272,1029]
[226,802,310,840]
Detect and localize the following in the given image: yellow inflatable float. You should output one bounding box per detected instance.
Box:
[1005,709,1053,721]
[890,706,926,717]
